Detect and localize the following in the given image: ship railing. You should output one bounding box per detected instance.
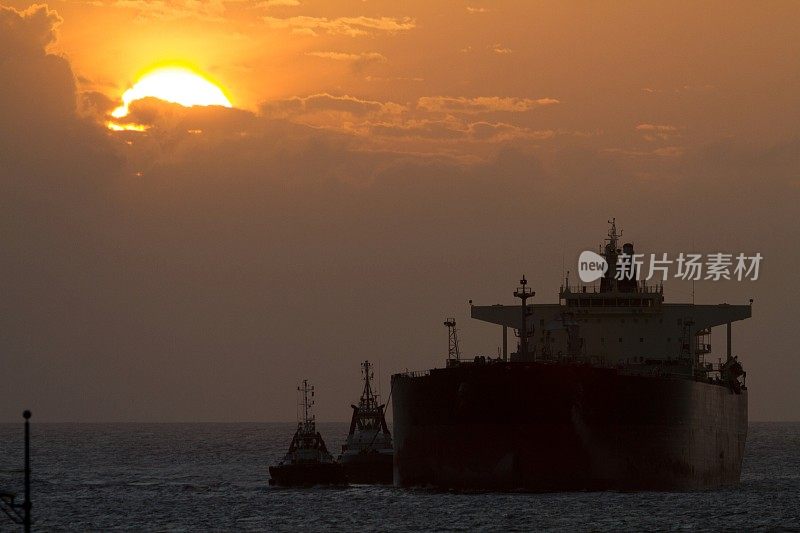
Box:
[396,369,430,378]
[560,282,664,295]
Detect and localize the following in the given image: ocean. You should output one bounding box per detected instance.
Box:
[0,422,798,531]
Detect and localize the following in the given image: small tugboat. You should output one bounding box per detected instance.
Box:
[339,361,394,484]
[269,380,346,487]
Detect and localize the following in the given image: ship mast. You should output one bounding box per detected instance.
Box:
[360,360,378,410]
[297,379,315,433]
[513,276,535,360]
[444,318,461,364]
[601,217,623,292]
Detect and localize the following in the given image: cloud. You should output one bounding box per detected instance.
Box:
[466,6,489,14]
[641,84,716,95]
[636,123,680,141]
[417,96,559,114]
[254,92,563,153]
[491,44,513,55]
[263,15,415,37]
[0,3,62,57]
[467,122,554,142]
[0,3,120,185]
[305,51,387,70]
[257,0,300,6]
[635,123,678,132]
[365,75,424,83]
[261,93,404,121]
[106,0,229,22]
[367,117,466,140]
[602,146,684,158]
[364,117,554,144]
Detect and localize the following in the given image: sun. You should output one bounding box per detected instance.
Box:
[111,66,232,119]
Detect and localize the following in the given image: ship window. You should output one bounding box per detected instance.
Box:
[621,319,625,323]
[639,337,644,343]
[540,319,544,326]
[601,337,605,343]
[618,337,623,343]
[667,337,671,342]
[677,319,682,325]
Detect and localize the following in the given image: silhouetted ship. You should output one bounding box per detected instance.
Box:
[392,221,751,491]
[339,361,393,484]
[269,380,346,487]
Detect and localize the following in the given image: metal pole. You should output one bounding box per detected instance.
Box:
[22,410,31,533]
[726,322,732,362]
[502,325,508,361]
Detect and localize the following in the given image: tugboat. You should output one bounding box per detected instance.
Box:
[339,361,394,484]
[269,380,346,487]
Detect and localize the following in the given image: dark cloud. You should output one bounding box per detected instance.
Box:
[0,4,122,196]
[0,3,61,58]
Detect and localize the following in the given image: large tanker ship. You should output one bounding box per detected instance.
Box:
[392,222,751,491]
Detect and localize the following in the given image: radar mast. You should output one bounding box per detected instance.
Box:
[444,318,461,364]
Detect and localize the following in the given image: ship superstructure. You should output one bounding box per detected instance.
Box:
[476,220,750,377]
[269,380,346,486]
[392,221,751,491]
[339,360,393,483]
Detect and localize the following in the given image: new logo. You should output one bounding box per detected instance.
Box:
[578,250,608,282]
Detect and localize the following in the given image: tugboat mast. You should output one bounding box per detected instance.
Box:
[298,379,315,433]
[360,360,378,409]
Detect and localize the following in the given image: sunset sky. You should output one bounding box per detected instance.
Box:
[1,1,798,422]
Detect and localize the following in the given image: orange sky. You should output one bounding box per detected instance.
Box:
[1,1,799,422]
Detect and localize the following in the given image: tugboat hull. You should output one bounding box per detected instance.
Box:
[340,451,394,484]
[268,463,347,487]
[392,362,747,491]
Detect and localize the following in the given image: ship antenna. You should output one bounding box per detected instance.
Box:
[513,276,535,360]
[444,318,461,363]
[607,217,622,249]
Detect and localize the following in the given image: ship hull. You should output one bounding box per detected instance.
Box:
[391,362,747,491]
[268,463,347,487]
[340,450,394,484]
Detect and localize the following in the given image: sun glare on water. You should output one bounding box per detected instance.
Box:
[110,66,232,125]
